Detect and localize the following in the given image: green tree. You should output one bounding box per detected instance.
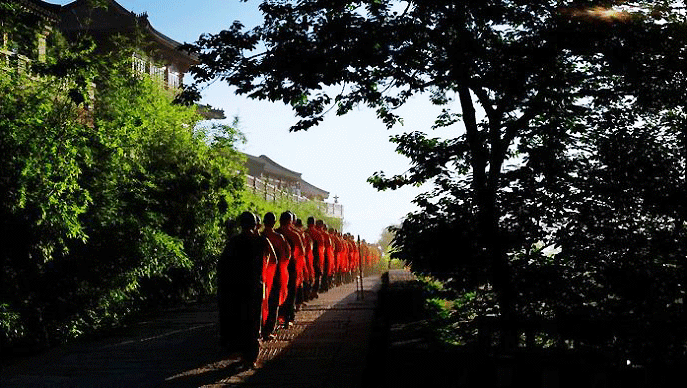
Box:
[377,225,396,253]
[0,49,94,348]
[0,8,248,348]
[182,1,687,341]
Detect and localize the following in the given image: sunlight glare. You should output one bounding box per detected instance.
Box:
[567,6,632,22]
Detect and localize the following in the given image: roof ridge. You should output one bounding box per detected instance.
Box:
[258,155,302,177]
[300,178,329,195]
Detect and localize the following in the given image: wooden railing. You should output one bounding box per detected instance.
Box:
[322,202,344,218]
[0,48,31,73]
[246,175,343,218]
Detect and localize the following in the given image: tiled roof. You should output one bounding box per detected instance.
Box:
[59,0,198,68]
[242,152,329,198]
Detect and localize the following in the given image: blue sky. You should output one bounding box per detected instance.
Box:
[50,0,459,242]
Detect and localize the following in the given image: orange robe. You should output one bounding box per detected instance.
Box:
[307,226,326,276]
[333,235,345,274]
[277,225,305,289]
[350,239,360,273]
[342,238,350,273]
[299,228,315,284]
[322,231,335,276]
[362,243,370,270]
[262,229,289,324]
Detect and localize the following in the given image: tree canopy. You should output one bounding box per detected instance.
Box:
[0,4,250,349]
[183,0,687,355]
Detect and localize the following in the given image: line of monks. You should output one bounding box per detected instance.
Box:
[217,210,382,368]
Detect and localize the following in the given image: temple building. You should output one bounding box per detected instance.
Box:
[243,153,330,200]
[4,0,197,89]
[57,0,197,90]
[242,153,343,218]
[1,0,61,68]
[3,0,223,118]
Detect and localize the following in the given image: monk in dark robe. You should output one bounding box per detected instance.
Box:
[217,212,273,367]
[261,212,290,339]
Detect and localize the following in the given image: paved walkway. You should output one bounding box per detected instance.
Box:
[2,275,382,388]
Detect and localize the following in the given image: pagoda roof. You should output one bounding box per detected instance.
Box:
[243,153,302,181]
[241,152,330,199]
[300,178,329,199]
[257,155,303,180]
[58,0,198,70]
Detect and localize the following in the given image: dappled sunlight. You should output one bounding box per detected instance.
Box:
[563,6,632,22]
[165,357,243,381]
[201,277,379,387]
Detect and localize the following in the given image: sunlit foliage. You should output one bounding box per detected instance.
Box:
[0,12,247,348]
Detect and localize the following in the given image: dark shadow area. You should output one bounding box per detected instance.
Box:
[371,271,687,388]
[8,271,686,388]
[2,301,240,387]
[3,275,382,388]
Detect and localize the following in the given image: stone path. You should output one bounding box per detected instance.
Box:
[2,275,382,388]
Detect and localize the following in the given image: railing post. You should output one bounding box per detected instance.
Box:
[357,235,364,300]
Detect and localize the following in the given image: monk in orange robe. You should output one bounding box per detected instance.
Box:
[348,234,360,277]
[361,240,371,276]
[339,232,350,283]
[348,234,357,283]
[325,228,335,285]
[317,220,333,291]
[261,212,290,338]
[330,228,344,286]
[276,211,304,325]
[306,216,325,296]
[295,218,315,301]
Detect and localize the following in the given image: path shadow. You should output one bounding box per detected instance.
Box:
[160,276,381,388]
[2,277,381,388]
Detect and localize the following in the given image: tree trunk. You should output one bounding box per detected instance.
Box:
[680,125,687,322]
[479,188,517,350]
[457,84,517,349]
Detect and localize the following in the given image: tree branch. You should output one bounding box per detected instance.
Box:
[457,83,487,192]
[472,86,498,124]
[502,93,546,150]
